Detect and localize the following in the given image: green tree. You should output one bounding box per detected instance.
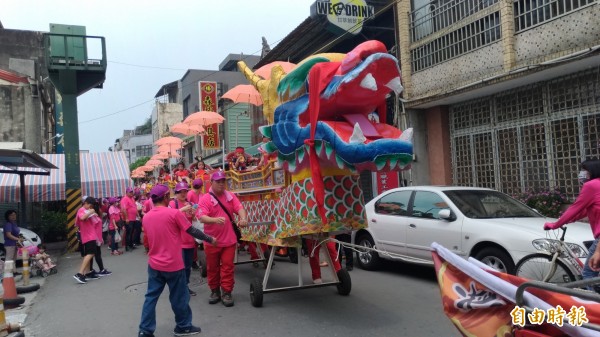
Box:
[130,156,151,172]
[135,117,152,135]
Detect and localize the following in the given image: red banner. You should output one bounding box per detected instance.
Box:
[376,171,399,195]
[199,81,219,150]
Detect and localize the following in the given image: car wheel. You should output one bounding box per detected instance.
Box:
[473,247,515,274]
[356,234,381,271]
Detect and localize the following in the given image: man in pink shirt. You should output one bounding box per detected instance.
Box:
[121,187,138,252]
[186,179,204,272]
[187,179,203,205]
[170,181,198,296]
[73,197,100,284]
[545,159,600,287]
[138,184,215,337]
[198,171,248,307]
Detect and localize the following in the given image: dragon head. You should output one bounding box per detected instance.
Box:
[265,40,413,175]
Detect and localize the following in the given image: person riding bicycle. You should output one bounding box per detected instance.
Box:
[544,159,600,285]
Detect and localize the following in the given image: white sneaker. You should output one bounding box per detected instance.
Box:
[313,278,322,284]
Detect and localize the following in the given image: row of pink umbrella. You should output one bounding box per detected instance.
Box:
[130,61,295,179]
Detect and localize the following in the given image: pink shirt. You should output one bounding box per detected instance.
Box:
[76,207,98,244]
[93,214,103,245]
[121,195,138,221]
[187,190,202,205]
[554,178,600,237]
[198,189,242,247]
[143,199,154,214]
[108,205,120,230]
[169,199,196,249]
[143,206,191,272]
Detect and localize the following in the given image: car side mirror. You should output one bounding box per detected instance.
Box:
[438,209,456,221]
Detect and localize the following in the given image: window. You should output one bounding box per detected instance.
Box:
[514,0,595,32]
[374,190,413,216]
[136,145,152,158]
[412,191,449,219]
[411,12,501,72]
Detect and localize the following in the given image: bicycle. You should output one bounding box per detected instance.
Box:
[515,227,585,284]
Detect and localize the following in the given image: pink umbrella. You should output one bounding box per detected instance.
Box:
[254,61,295,79]
[151,153,169,160]
[222,84,262,106]
[184,111,225,127]
[137,165,156,172]
[170,122,205,136]
[157,143,182,153]
[155,136,183,146]
[146,159,164,167]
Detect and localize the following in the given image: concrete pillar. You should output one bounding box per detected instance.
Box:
[426,106,452,185]
[396,0,414,98]
[500,0,517,71]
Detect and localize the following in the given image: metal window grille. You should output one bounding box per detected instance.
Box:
[550,117,580,197]
[411,0,499,42]
[473,132,496,188]
[411,12,501,72]
[450,67,600,200]
[453,135,474,185]
[497,128,521,196]
[514,0,596,31]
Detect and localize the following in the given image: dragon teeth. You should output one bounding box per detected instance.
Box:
[398,127,414,142]
[385,77,403,95]
[360,73,378,91]
[349,123,367,144]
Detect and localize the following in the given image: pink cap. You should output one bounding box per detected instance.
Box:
[211,171,226,181]
[150,184,170,198]
[126,187,134,193]
[175,181,189,193]
[192,179,203,188]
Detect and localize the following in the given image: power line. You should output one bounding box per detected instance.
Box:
[78,36,288,125]
[108,60,186,71]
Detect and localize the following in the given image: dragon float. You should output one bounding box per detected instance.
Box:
[226,40,413,247]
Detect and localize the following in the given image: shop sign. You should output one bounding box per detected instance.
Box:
[376,171,399,195]
[199,81,220,150]
[310,0,375,35]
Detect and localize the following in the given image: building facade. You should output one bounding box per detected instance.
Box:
[397,0,600,199]
[0,27,56,152]
[112,130,153,166]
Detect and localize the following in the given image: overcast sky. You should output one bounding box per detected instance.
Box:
[3,0,315,152]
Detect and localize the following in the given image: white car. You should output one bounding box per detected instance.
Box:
[353,186,593,274]
[0,227,42,260]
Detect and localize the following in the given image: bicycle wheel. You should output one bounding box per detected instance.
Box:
[515,253,576,284]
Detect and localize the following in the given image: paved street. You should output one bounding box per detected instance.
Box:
[19,244,458,337]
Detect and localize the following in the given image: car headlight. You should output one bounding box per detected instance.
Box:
[531,239,587,258]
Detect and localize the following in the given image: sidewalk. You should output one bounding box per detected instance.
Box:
[3,241,68,332]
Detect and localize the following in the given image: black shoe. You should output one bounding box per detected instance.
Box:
[221,292,234,307]
[189,288,197,296]
[173,325,201,336]
[138,331,155,337]
[191,262,200,270]
[73,273,87,284]
[346,265,353,271]
[208,289,221,304]
[85,270,100,280]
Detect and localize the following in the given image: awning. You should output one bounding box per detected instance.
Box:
[0,152,132,202]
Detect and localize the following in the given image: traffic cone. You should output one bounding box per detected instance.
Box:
[0,290,8,337]
[2,261,24,310]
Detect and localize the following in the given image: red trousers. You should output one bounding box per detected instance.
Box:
[204,243,236,293]
[306,239,341,280]
[247,242,269,260]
